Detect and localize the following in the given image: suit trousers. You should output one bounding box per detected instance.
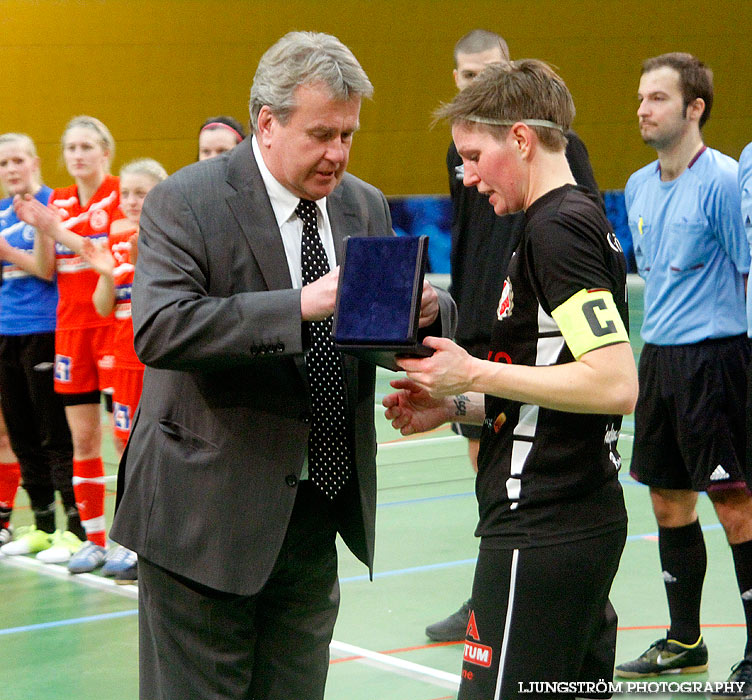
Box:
[138,480,340,700]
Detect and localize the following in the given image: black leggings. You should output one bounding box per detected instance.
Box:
[0,332,75,512]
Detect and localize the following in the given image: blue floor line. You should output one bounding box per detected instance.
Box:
[0,608,138,636]
[342,524,725,584]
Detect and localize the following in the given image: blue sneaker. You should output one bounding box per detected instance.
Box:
[68,541,107,574]
[115,558,138,585]
[101,545,137,577]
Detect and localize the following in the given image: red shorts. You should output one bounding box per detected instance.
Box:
[112,365,144,442]
[54,325,114,395]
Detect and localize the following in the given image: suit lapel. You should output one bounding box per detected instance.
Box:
[225,140,292,291]
[327,178,369,264]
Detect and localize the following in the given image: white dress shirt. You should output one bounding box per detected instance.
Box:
[251,136,337,288]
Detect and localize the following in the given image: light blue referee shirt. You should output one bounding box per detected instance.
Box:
[739,142,752,337]
[626,147,749,345]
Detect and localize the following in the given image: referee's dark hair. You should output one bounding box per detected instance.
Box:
[641,52,713,129]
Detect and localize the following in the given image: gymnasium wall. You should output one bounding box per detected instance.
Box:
[1,0,749,194]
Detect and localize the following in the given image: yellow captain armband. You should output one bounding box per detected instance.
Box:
[551,289,629,360]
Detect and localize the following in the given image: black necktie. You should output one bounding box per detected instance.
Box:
[296,198,352,499]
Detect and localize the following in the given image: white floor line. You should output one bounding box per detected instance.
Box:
[1,552,461,690]
[331,640,461,690]
[0,552,138,600]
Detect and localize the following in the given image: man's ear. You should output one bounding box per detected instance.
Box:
[510,122,532,158]
[256,106,275,147]
[685,97,705,124]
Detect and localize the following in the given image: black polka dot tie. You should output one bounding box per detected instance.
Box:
[296,198,352,499]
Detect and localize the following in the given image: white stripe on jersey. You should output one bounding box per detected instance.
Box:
[494,549,520,700]
[52,196,79,208]
[0,202,13,218]
[2,267,30,280]
[1,220,27,238]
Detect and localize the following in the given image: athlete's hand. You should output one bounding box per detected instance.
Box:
[128,232,139,266]
[383,378,452,435]
[300,266,340,321]
[0,236,15,262]
[396,336,477,397]
[13,194,62,238]
[80,237,115,278]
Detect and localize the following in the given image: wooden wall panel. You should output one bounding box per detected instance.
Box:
[0,0,749,193]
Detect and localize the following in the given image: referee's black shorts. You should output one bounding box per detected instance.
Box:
[631,335,750,492]
[458,528,626,700]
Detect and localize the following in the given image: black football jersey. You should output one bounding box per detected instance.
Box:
[476,185,629,548]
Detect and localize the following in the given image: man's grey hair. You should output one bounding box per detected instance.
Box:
[249,31,373,133]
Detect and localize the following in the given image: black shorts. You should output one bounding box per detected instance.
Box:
[452,340,488,441]
[458,528,626,700]
[631,335,750,492]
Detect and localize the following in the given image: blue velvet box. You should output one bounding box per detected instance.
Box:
[333,236,433,370]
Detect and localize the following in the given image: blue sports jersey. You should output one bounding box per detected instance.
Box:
[739,142,752,337]
[0,186,58,335]
[626,147,749,345]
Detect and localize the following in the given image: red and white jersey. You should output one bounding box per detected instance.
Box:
[51,175,120,331]
[109,214,141,369]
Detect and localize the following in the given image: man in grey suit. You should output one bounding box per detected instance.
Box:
[110,31,455,700]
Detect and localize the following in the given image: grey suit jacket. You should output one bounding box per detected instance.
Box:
[110,138,455,595]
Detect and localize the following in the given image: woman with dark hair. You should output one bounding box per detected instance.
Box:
[197,115,246,160]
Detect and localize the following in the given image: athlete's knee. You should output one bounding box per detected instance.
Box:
[649,487,698,527]
[709,487,752,543]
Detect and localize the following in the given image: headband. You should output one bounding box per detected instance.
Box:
[200,122,244,143]
[464,115,565,134]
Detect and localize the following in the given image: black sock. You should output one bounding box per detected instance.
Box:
[66,507,86,542]
[0,506,11,529]
[659,519,706,645]
[33,503,56,534]
[731,539,752,658]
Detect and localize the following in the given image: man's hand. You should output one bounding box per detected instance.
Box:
[418,280,439,327]
[300,266,340,321]
[396,336,477,397]
[383,378,451,435]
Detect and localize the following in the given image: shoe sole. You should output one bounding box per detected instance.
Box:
[615,663,709,678]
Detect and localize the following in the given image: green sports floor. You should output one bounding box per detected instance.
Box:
[1,277,747,700]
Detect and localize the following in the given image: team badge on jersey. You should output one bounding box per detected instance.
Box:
[55,354,72,383]
[89,208,110,232]
[497,278,513,320]
[113,402,132,432]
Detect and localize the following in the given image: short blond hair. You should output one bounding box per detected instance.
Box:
[435,59,574,151]
[120,158,168,183]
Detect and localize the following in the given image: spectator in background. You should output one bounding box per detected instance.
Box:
[0,133,78,557]
[14,116,120,573]
[79,157,168,584]
[615,54,752,700]
[197,115,246,160]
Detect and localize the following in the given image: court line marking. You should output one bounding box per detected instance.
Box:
[0,609,138,636]
[0,552,461,690]
[330,640,460,690]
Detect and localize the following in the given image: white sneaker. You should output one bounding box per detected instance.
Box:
[1,526,53,556]
[36,531,83,564]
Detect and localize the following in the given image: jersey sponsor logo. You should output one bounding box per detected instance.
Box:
[454,163,464,181]
[115,302,132,320]
[463,640,493,668]
[57,255,92,273]
[493,412,507,434]
[662,570,677,583]
[606,230,623,254]
[113,402,132,431]
[487,350,512,364]
[54,354,72,383]
[709,464,730,481]
[89,208,109,231]
[466,610,480,641]
[497,278,513,320]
